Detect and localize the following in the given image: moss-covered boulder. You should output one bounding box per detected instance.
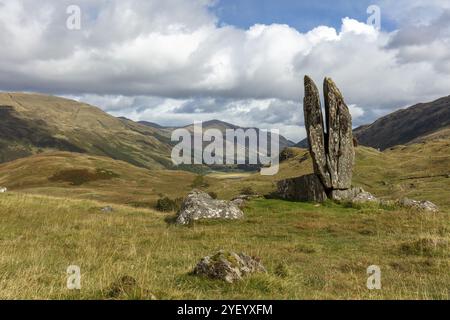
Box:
[192,250,266,283]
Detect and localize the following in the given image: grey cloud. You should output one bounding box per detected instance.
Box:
[387,10,450,47]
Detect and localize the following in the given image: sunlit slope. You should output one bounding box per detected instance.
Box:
[208,139,450,209]
[0,93,172,168]
[0,139,448,210]
[0,151,196,206]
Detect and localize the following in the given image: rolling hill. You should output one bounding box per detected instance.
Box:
[0,93,174,169]
[0,151,196,206]
[139,119,295,169]
[181,119,295,150]
[208,139,450,210]
[0,93,293,172]
[1,138,449,210]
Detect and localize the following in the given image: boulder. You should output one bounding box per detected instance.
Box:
[176,190,244,225]
[323,77,355,189]
[0,187,7,193]
[352,191,379,203]
[101,206,114,213]
[277,174,328,202]
[192,250,266,283]
[304,76,332,188]
[398,198,439,213]
[106,275,156,299]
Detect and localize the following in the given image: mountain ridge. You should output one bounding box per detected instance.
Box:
[0,93,293,170]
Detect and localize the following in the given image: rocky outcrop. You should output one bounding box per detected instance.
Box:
[398,198,439,213]
[176,190,244,225]
[192,250,266,283]
[277,174,328,202]
[278,76,355,202]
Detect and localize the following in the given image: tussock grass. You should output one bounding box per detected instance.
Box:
[0,193,448,300]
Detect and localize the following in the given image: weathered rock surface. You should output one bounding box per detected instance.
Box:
[192,250,266,283]
[330,187,378,203]
[281,76,356,203]
[231,198,246,208]
[279,76,360,203]
[324,77,355,189]
[176,190,244,225]
[101,206,114,213]
[352,191,378,203]
[304,76,332,188]
[398,198,439,213]
[329,187,362,201]
[106,275,156,299]
[277,174,328,202]
[231,194,258,208]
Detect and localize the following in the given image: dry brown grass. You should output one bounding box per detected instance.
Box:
[0,193,448,300]
[0,151,197,207]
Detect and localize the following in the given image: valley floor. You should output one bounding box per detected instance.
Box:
[0,192,448,299]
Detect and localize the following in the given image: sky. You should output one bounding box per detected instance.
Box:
[0,0,449,142]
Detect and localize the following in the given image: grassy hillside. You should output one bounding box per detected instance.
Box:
[207,139,450,210]
[1,137,449,211]
[0,137,448,299]
[0,152,196,207]
[0,192,448,299]
[0,93,172,169]
[353,95,450,150]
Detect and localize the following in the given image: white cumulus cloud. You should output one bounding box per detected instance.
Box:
[0,0,449,142]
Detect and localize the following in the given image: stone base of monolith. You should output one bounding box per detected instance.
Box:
[277,174,328,202]
[277,176,378,203]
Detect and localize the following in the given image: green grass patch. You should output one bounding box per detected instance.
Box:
[49,168,119,186]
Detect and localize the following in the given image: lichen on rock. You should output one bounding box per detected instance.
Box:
[176,190,244,225]
[192,250,266,283]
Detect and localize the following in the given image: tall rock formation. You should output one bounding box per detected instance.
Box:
[303,76,332,189]
[277,76,355,202]
[323,77,354,190]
